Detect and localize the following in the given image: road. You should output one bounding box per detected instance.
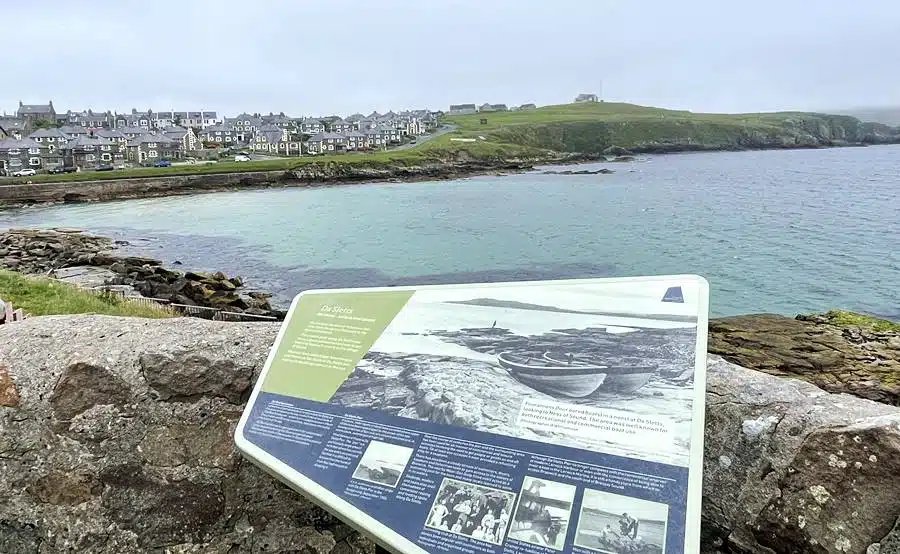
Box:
[389,124,457,151]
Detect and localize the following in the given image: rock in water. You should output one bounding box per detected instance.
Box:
[0,315,898,553]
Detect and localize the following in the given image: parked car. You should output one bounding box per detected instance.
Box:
[95,164,114,171]
[234,154,251,162]
[12,168,37,177]
[153,160,172,167]
[48,166,77,174]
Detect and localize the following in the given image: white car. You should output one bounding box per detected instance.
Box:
[12,168,37,177]
[234,154,251,162]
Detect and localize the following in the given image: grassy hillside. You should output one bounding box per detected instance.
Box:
[0,270,174,318]
[444,102,900,154]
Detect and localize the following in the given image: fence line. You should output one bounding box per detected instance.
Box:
[86,284,278,322]
[0,298,27,324]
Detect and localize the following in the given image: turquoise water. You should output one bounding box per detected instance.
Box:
[1,145,898,317]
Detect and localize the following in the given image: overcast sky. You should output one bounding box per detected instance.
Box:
[2,0,898,117]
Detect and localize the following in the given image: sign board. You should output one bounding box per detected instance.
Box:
[235,275,710,554]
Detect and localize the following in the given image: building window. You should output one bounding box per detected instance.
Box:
[149,150,158,158]
[47,137,54,142]
[101,144,111,151]
[9,159,22,167]
[85,154,96,162]
[34,137,42,142]
[225,136,232,142]
[48,145,56,153]
[29,157,40,166]
[101,153,111,161]
[8,149,20,155]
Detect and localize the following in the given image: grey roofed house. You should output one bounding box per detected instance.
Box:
[345,113,364,121]
[162,125,189,137]
[129,133,178,147]
[448,104,477,114]
[343,130,365,138]
[27,128,69,139]
[256,125,284,143]
[94,128,129,140]
[202,123,235,132]
[0,137,42,150]
[59,125,89,137]
[307,132,345,142]
[0,117,26,130]
[17,101,55,117]
[519,103,537,109]
[574,93,599,103]
[367,111,381,119]
[65,135,108,150]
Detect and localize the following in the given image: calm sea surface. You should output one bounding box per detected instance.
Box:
[1,145,898,318]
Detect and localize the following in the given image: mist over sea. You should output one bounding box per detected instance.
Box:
[2,145,898,318]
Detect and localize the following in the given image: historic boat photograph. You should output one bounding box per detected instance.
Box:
[329,281,702,466]
[350,440,415,488]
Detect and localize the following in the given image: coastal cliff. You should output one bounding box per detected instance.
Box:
[0,313,898,553]
[487,113,900,154]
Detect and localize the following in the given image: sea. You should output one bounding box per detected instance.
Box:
[1,145,898,318]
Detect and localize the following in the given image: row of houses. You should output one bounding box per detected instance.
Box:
[0,103,443,171]
[447,102,539,115]
[0,125,189,174]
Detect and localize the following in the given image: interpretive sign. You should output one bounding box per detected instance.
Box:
[235,275,710,554]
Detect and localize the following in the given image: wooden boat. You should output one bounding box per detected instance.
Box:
[497,352,607,398]
[542,352,655,394]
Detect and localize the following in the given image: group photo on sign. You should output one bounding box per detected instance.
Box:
[424,478,516,545]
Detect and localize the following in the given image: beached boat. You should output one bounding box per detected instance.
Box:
[542,352,656,394]
[497,352,607,398]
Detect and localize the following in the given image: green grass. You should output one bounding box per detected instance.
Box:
[0,270,175,318]
[443,102,890,154]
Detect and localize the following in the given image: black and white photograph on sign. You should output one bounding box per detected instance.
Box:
[424,477,517,545]
[350,440,414,488]
[573,489,668,554]
[329,281,701,466]
[508,476,577,551]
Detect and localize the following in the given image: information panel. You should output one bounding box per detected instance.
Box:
[235,276,710,554]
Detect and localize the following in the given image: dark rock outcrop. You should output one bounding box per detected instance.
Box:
[0,228,281,319]
[0,314,898,553]
[708,312,900,406]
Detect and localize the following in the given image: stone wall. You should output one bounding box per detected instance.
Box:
[0,315,898,553]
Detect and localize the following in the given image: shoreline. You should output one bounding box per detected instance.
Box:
[2,141,897,209]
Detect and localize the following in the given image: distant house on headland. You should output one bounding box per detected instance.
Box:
[518,103,537,110]
[449,104,477,115]
[478,103,509,113]
[574,93,599,103]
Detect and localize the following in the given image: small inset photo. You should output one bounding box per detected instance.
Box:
[350,440,414,488]
[508,476,577,551]
[424,477,517,545]
[573,489,669,554]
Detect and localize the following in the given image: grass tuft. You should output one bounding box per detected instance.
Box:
[0,270,175,318]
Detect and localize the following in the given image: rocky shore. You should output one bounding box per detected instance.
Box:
[0,155,589,208]
[0,228,283,320]
[0,314,897,553]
